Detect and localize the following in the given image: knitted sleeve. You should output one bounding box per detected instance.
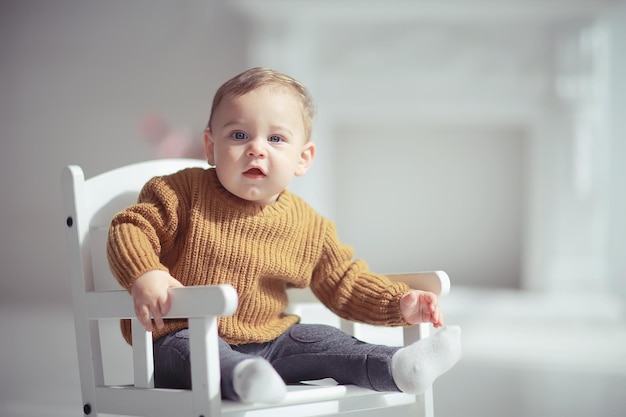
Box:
[106,172,190,292]
[309,221,411,327]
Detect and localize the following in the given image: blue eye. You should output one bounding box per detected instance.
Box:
[268,135,283,143]
[231,131,248,140]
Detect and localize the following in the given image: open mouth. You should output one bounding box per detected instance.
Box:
[243,168,265,178]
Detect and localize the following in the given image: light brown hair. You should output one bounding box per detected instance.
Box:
[207,67,316,141]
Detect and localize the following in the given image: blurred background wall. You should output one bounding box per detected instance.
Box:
[231,0,626,295]
[0,0,248,305]
[1,0,624,307]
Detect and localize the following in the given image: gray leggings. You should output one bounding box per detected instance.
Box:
[153,323,401,400]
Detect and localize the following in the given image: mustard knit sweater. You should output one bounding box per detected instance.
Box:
[107,167,410,345]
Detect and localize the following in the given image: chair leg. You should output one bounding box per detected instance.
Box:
[403,323,435,417]
[189,317,222,417]
[132,319,155,388]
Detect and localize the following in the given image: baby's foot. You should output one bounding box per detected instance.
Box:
[233,358,287,404]
[391,325,462,394]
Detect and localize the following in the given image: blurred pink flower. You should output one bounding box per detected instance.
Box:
[139,113,205,159]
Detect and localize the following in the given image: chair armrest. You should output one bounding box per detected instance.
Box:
[166,285,238,318]
[85,284,238,319]
[388,271,450,297]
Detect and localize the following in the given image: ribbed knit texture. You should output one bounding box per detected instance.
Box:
[107,168,410,345]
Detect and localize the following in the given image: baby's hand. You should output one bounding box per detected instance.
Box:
[399,290,444,328]
[130,270,184,331]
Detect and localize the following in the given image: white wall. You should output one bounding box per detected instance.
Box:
[607,2,626,298]
[1,0,624,310]
[333,123,524,288]
[0,0,248,305]
[236,0,626,296]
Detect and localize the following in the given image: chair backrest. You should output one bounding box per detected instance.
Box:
[63,158,209,386]
[64,158,209,293]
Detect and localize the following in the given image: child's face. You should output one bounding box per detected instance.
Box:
[204,85,315,205]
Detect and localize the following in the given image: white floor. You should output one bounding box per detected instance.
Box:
[433,287,626,417]
[1,287,625,417]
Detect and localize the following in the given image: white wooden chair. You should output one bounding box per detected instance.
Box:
[62,158,451,417]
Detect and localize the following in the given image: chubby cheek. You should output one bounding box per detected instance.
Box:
[210,147,232,167]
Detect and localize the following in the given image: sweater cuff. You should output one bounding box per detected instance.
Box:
[335,271,411,327]
[380,281,412,326]
[107,231,169,292]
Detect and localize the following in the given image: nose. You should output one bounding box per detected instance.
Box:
[247,136,266,158]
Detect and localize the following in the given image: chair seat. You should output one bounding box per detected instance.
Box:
[223,382,416,415]
[95,382,416,417]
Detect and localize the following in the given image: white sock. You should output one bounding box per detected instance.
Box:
[232,358,287,404]
[391,325,462,394]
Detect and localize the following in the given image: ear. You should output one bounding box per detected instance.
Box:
[204,129,216,166]
[295,141,316,176]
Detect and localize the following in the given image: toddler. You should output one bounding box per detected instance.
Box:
[107,67,461,404]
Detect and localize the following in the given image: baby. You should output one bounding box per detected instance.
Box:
[107,67,461,403]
